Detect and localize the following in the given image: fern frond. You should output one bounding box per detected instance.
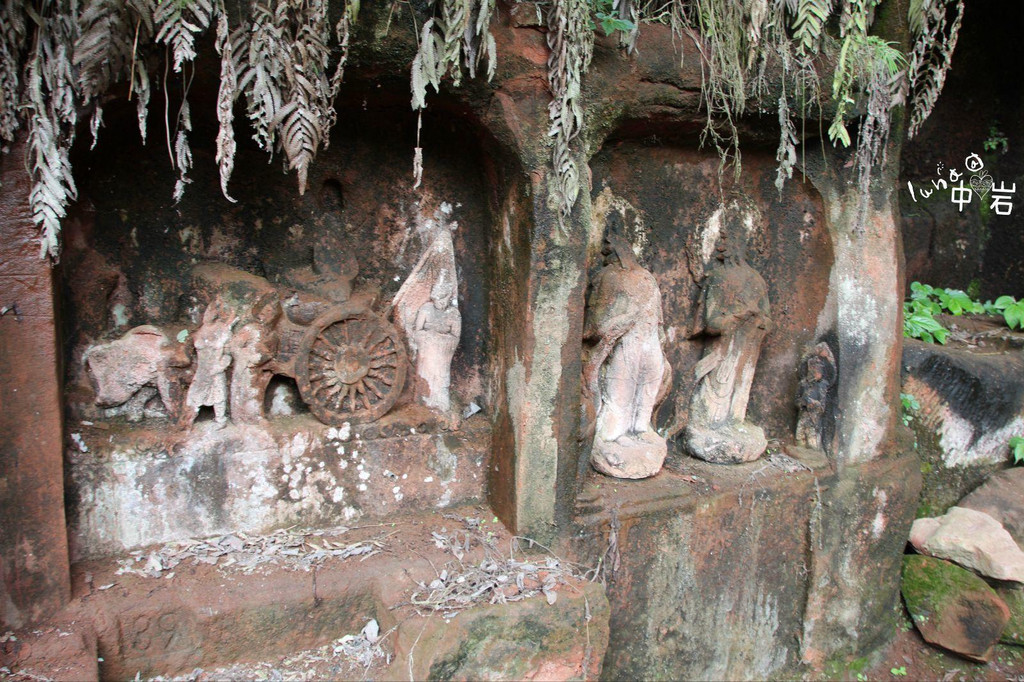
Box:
[243,2,288,152]
[775,93,797,194]
[0,0,28,149]
[907,0,962,138]
[791,0,833,54]
[214,12,237,202]
[547,0,594,227]
[172,98,193,203]
[75,0,134,104]
[24,0,80,260]
[155,0,214,72]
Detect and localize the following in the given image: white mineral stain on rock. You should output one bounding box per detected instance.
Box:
[871,488,888,539]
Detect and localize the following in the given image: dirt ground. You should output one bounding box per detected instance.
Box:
[836,608,1024,682]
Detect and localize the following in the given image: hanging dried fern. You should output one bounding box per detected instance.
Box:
[410,0,497,187]
[0,0,28,151]
[547,0,593,227]
[75,0,155,147]
[172,98,193,202]
[234,0,354,195]
[411,0,498,109]
[24,0,80,259]
[214,12,236,201]
[155,0,214,72]
[906,0,963,138]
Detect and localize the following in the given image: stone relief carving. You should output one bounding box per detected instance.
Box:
[84,325,192,422]
[228,293,282,424]
[393,203,461,414]
[412,276,461,412]
[182,295,237,428]
[683,221,772,465]
[85,262,409,428]
[795,341,836,451]
[583,222,671,479]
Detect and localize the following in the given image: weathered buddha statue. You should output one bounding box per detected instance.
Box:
[583,220,670,479]
[683,218,772,464]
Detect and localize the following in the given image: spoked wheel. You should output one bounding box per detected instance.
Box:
[295,309,407,425]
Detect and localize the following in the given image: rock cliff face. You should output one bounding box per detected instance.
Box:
[1,2,920,678]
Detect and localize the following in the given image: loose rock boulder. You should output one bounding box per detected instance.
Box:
[910,506,1024,583]
[960,467,1024,548]
[902,555,1010,661]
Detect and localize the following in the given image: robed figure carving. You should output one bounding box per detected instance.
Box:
[584,225,671,479]
[393,204,461,414]
[684,225,772,464]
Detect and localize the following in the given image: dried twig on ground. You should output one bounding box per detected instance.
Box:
[115,526,386,579]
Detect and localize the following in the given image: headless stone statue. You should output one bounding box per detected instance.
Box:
[584,226,670,479]
[684,228,772,464]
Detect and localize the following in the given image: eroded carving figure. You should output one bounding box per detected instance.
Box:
[584,226,670,479]
[393,203,460,414]
[84,325,192,422]
[183,295,236,428]
[684,225,772,464]
[795,341,836,451]
[412,277,461,412]
[228,293,282,424]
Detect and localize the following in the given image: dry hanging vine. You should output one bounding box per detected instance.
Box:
[546,0,593,227]
[0,0,966,258]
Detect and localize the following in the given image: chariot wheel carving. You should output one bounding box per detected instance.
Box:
[295,309,407,425]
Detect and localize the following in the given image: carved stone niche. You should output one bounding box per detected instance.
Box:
[583,217,672,479]
[683,206,772,465]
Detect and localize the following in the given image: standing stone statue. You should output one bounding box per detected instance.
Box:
[393,203,461,414]
[228,293,282,424]
[684,226,772,464]
[795,341,836,451]
[584,226,670,479]
[182,295,236,428]
[412,275,461,412]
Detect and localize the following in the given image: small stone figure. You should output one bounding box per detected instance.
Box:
[183,296,236,428]
[412,276,461,412]
[228,293,282,424]
[84,325,192,422]
[583,227,670,479]
[684,225,772,464]
[795,342,836,451]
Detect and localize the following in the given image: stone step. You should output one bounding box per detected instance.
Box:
[3,507,608,681]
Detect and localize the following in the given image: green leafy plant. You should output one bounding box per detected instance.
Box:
[590,0,636,36]
[901,393,920,427]
[984,124,1009,155]
[984,295,1024,331]
[890,665,907,677]
[903,282,1024,343]
[1011,436,1024,465]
